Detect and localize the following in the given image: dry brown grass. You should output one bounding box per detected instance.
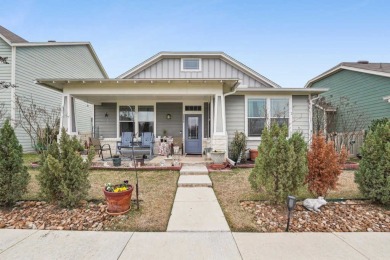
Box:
[210,169,361,232]
[23,168,179,231]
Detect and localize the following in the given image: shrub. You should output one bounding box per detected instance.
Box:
[0,119,30,206]
[249,123,307,203]
[306,132,347,197]
[229,131,247,163]
[38,128,94,208]
[355,120,390,204]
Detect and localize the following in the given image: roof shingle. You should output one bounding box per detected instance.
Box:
[0,25,28,43]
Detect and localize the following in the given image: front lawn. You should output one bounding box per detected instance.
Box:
[9,165,179,232]
[210,168,362,232]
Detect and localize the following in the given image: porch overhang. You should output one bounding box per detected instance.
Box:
[235,87,329,95]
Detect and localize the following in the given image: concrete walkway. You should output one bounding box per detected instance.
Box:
[167,164,230,231]
[1,230,390,259]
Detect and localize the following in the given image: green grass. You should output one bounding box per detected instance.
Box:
[23,153,40,167]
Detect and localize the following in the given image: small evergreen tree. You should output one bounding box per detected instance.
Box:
[229,131,247,163]
[38,128,94,208]
[355,121,390,204]
[249,124,307,203]
[0,119,30,206]
[306,132,347,197]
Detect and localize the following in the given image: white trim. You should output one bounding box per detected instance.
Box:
[181,58,202,72]
[10,46,16,127]
[305,65,390,88]
[245,95,292,139]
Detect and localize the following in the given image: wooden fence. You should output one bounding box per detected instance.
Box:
[326,130,365,156]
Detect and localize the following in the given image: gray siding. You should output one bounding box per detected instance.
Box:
[75,99,93,134]
[15,45,106,152]
[0,37,11,123]
[226,95,245,144]
[94,103,117,138]
[292,95,310,141]
[128,58,270,88]
[156,103,183,138]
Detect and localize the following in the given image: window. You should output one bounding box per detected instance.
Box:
[248,98,266,137]
[119,106,135,134]
[138,106,154,134]
[270,98,289,127]
[247,97,290,137]
[185,105,202,111]
[181,58,201,71]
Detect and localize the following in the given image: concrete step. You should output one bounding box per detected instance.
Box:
[180,165,209,175]
[177,175,212,187]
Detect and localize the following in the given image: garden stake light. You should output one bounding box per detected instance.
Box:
[129,105,140,210]
[285,195,296,232]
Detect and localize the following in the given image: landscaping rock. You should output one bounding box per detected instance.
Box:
[241,200,390,232]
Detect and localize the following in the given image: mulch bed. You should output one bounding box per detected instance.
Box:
[0,201,114,231]
[241,200,390,232]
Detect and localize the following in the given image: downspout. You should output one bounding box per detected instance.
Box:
[308,94,320,143]
[221,80,240,153]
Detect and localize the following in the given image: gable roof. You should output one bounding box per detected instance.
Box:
[0,25,28,44]
[0,25,108,78]
[305,62,390,88]
[117,51,282,88]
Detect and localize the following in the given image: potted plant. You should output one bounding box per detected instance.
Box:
[103,180,134,215]
[249,149,258,161]
[210,150,225,164]
[112,154,121,166]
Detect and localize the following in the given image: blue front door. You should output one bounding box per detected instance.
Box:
[185,114,202,154]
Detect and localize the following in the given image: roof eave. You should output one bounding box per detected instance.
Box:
[305,65,390,88]
[236,88,329,94]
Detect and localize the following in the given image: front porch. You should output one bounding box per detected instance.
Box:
[38,78,238,159]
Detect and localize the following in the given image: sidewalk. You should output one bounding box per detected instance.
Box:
[1,229,390,259]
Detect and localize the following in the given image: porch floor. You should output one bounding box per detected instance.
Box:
[91,151,213,168]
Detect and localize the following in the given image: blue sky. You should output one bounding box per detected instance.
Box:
[1,0,389,87]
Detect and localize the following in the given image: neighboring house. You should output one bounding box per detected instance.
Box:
[305,61,390,131]
[305,61,390,154]
[0,25,108,152]
[37,52,327,156]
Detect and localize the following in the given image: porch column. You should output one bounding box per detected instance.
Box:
[60,94,76,134]
[212,94,228,153]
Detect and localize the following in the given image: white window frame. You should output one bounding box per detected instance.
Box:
[181,58,202,72]
[245,95,293,140]
[117,102,156,138]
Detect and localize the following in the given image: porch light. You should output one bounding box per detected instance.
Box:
[285,195,296,232]
[166,114,172,120]
[105,112,109,118]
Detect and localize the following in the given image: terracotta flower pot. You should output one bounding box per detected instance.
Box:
[103,185,133,215]
[249,149,258,161]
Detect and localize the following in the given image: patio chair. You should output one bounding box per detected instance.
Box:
[116,132,134,155]
[89,137,112,160]
[140,132,154,158]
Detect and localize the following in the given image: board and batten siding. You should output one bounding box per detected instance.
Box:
[292,95,310,141]
[15,45,105,152]
[156,103,183,138]
[94,103,117,138]
[127,58,271,88]
[0,37,12,124]
[310,70,390,131]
